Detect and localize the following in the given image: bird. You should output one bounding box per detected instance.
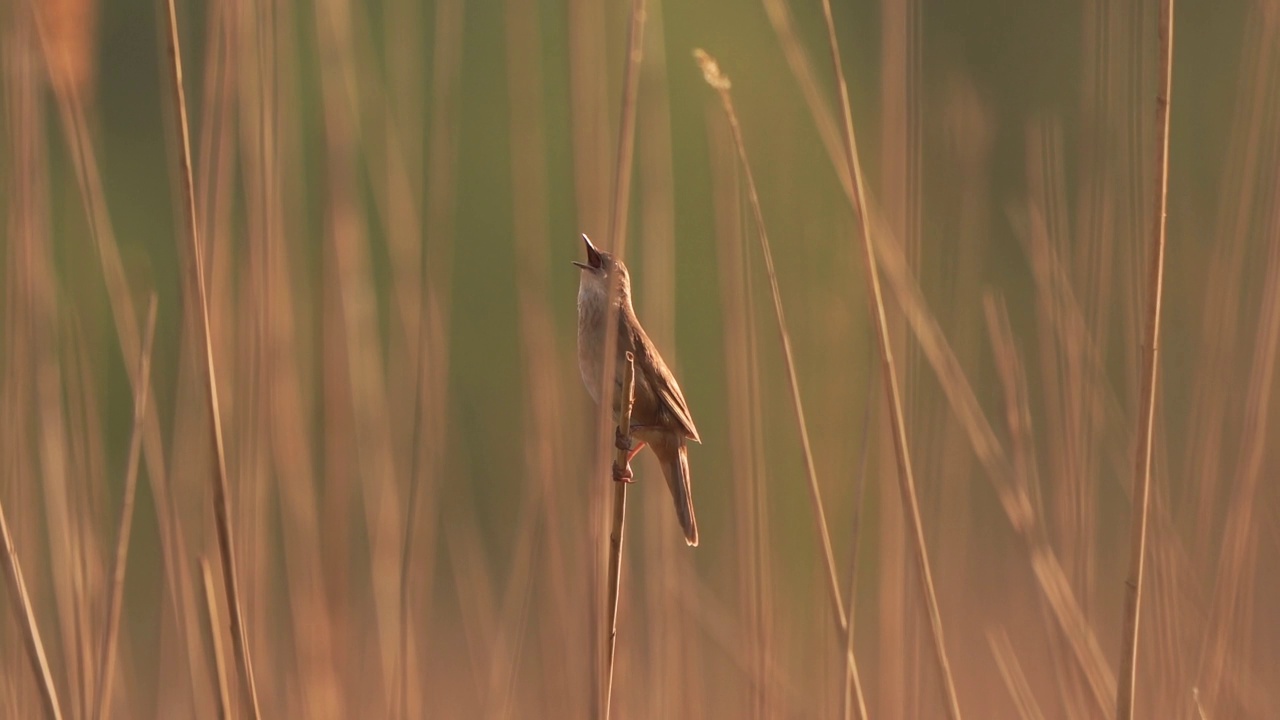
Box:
[575,233,700,546]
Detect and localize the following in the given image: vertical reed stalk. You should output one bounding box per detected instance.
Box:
[93,296,158,720]
[605,354,637,718]
[815,1,963,716]
[201,558,232,720]
[0,481,64,720]
[842,367,874,720]
[1116,0,1174,716]
[159,0,261,715]
[597,0,647,717]
[694,49,867,719]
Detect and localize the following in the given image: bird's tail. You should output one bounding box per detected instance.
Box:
[657,440,698,547]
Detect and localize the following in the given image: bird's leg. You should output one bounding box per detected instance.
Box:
[612,429,644,483]
[615,428,647,462]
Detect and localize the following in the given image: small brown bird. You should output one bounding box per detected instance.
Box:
[575,234,700,546]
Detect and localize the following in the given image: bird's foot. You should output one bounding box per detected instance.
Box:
[614,427,632,453]
[611,461,635,484]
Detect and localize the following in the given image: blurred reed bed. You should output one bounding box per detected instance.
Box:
[1,0,1279,718]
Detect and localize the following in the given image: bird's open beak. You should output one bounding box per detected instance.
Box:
[573,233,603,271]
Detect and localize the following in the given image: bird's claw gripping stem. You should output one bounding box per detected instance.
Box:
[614,427,632,454]
[611,461,635,484]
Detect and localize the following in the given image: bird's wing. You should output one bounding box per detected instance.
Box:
[621,311,701,443]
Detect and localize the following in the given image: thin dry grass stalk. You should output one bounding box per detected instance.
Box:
[200,558,232,720]
[982,292,1116,716]
[694,49,868,719]
[0,471,65,720]
[1116,0,1175,716]
[605,353,637,719]
[988,627,1046,720]
[93,296,158,720]
[397,304,431,720]
[813,1,963,716]
[843,371,874,720]
[706,103,774,718]
[1,11,64,718]
[159,0,261,715]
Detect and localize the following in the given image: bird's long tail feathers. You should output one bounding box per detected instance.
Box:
[658,441,698,547]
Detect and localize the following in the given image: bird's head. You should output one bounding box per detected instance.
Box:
[574,233,631,301]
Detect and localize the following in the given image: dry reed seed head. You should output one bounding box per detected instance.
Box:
[693,49,732,90]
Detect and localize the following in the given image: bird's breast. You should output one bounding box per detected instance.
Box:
[577,285,606,405]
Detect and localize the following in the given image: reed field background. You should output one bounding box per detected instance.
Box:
[2,0,1278,717]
